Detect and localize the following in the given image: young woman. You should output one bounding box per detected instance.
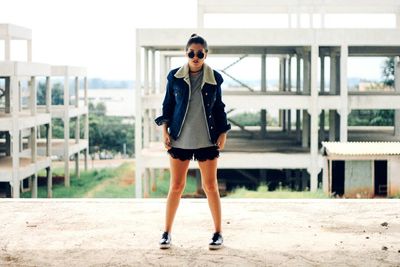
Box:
[154,33,231,250]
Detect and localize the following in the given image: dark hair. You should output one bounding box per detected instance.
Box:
[185,33,208,52]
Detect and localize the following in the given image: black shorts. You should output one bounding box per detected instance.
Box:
[167,145,220,161]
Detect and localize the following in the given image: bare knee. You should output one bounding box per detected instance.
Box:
[202,180,218,193]
[170,181,186,194]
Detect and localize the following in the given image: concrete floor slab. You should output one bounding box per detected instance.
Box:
[0,199,399,266]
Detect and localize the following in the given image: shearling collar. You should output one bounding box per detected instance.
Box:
[174,62,217,87]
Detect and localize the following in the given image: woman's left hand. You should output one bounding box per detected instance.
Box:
[216,133,227,150]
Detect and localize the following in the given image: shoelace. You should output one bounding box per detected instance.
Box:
[162,232,170,240]
[212,232,221,242]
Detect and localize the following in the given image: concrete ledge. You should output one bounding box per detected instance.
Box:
[0,199,399,266]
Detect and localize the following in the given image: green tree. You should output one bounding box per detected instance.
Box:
[382,57,395,87]
[88,102,134,156]
[37,81,64,105]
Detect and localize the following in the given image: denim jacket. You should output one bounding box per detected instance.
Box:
[154,62,231,145]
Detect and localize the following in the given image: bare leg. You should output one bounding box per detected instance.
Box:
[198,157,222,233]
[164,156,190,233]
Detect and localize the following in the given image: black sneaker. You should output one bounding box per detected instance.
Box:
[208,231,223,250]
[159,231,171,249]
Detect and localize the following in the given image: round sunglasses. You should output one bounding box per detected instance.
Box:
[187,50,205,59]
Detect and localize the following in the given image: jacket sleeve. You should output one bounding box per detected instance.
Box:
[212,75,231,134]
[154,73,175,126]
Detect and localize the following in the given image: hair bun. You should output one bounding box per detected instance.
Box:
[190,33,197,38]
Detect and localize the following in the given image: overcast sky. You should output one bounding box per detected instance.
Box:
[1,0,395,81]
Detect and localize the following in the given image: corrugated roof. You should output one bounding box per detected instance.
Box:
[321,141,400,156]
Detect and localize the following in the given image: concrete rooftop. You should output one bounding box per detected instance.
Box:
[0,199,399,266]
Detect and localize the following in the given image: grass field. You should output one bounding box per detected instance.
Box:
[21,162,399,198]
[225,182,329,198]
[21,162,199,198]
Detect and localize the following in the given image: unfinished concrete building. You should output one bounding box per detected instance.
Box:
[134,0,400,198]
[0,24,52,198]
[38,66,89,187]
[0,23,89,197]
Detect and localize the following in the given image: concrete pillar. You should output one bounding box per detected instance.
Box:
[75,152,80,178]
[144,48,149,96]
[64,75,70,187]
[31,126,38,198]
[135,41,143,198]
[329,49,339,141]
[150,49,157,143]
[74,77,81,178]
[260,53,267,138]
[283,57,287,132]
[319,54,325,141]
[302,49,311,148]
[296,54,301,142]
[309,44,319,192]
[84,76,89,171]
[279,57,285,129]
[303,49,311,94]
[330,50,338,95]
[335,53,341,94]
[46,123,53,198]
[339,44,348,142]
[30,76,38,198]
[261,54,267,91]
[287,55,292,132]
[11,76,20,198]
[320,54,325,93]
[394,56,400,137]
[46,167,52,198]
[151,49,156,94]
[84,115,89,171]
[75,116,80,178]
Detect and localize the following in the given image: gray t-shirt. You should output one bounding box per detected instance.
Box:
[170,69,214,149]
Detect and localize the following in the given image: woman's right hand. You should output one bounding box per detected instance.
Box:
[163,132,172,150]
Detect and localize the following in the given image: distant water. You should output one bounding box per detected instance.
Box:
[80,88,135,117]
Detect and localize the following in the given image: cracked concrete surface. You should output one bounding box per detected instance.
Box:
[0,199,399,266]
